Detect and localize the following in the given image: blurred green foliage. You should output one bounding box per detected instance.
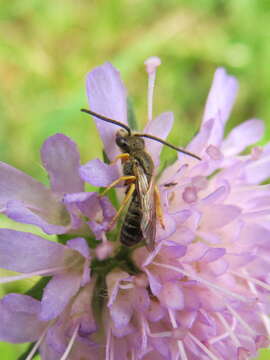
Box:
[0,0,270,358]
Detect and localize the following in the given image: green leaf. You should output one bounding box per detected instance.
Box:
[25,276,51,300]
[17,343,39,360]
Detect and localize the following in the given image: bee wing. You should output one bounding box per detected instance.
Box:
[134,165,156,251]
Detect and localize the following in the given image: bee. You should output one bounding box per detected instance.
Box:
[81,109,200,251]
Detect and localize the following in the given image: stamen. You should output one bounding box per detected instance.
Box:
[226,303,256,335]
[106,328,112,360]
[243,269,270,337]
[144,56,161,122]
[60,324,79,360]
[25,322,52,360]
[231,270,270,292]
[149,331,172,338]
[209,331,230,344]
[119,283,134,290]
[177,340,188,360]
[0,265,67,284]
[168,308,177,328]
[168,309,188,360]
[152,262,251,302]
[110,331,114,360]
[209,315,237,345]
[188,333,220,360]
[140,315,148,353]
[217,313,240,346]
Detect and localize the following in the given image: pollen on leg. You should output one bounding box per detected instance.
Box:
[154,185,165,229]
[110,153,130,165]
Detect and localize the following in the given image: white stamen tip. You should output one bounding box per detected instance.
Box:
[144,56,162,74]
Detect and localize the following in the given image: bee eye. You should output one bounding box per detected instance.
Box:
[116,136,128,149]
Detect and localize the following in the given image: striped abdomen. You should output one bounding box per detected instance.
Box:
[120,193,143,246]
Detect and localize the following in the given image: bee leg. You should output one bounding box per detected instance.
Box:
[109,183,136,228]
[154,185,165,229]
[110,153,130,165]
[100,175,136,197]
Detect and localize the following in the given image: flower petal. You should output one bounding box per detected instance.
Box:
[200,204,241,229]
[244,152,270,184]
[41,134,84,193]
[159,281,184,310]
[221,119,264,156]
[0,162,70,232]
[40,272,82,321]
[0,229,78,273]
[79,158,119,187]
[143,112,174,167]
[187,118,214,154]
[202,68,239,146]
[5,200,69,235]
[86,62,128,160]
[64,192,116,239]
[110,299,133,328]
[0,294,46,343]
[67,237,90,259]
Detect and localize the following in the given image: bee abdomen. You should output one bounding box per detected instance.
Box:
[120,197,143,246]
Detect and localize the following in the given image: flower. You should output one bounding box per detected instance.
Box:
[1,59,270,360]
[80,62,270,359]
[0,134,82,234]
[0,229,91,319]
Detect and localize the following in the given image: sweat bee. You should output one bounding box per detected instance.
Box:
[81,109,200,251]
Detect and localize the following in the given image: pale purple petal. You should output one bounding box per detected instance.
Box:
[201,183,230,205]
[156,213,177,242]
[144,269,162,295]
[79,158,119,187]
[143,112,174,167]
[67,237,91,286]
[158,281,184,310]
[106,271,131,307]
[64,192,116,239]
[63,192,97,229]
[187,118,214,154]
[147,301,166,322]
[221,119,264,156]
[86,62,128,160]
[200,247,226,263]
[5,200,69,235]
[40,272,82,321]
[67,237,90,259]
[66,192,100,219]
[200,204,241,229]
[0,294,46,343]
[161,242,187,259]
[0,229,78,273]
[110,299,133,328]
[205,258,229,276]
[202,68,239,146]
[243,153,270,184]
[0,162,70,231]
[41,134,84,193]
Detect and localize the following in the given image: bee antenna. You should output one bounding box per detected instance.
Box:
[135,133,201,161]
[81,109,131,135]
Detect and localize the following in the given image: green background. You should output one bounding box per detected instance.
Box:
[0,0,270,358]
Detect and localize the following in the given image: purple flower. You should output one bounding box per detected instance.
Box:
[80,61,270,359]
[0,283,98,360]
[0,134,84,234]
[1,58,270,360]
[0,229,90,320]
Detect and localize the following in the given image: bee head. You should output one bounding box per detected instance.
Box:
[116,129,145,153]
